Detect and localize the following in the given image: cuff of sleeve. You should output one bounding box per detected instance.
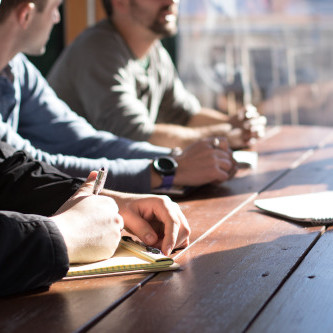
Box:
[45,220,70,282]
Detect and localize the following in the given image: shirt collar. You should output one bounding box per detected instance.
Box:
[0,64,14,83]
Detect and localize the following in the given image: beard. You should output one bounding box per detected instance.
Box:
[129,0,178,38]
[149,19,178,38]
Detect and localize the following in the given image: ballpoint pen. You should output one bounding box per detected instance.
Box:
[93,167,107,195]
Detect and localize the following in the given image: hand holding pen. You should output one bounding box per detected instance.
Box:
[51,170,123,263]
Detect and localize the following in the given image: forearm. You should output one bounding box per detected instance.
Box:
[147,108,233,149]
[1,130,163,193]
[149,123,200,149]
[0,212,69,297]
[149,122,232,150]
[187,108,230,127]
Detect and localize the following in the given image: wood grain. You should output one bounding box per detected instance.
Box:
[89,126,333,332]
[247,228,333,333]
[1,126,332,332]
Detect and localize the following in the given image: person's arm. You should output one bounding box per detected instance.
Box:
[0,211,69,297]
[148,122,231,149]
[187,108,231,126]
[0,172,123,297]
[2,54,172,193]
[149,106,267,150]
[3,55,237,194]
[1,118,158,193]
[188,106,267,149]
[0,141,83,215]
[48,34,200,144]
[17,54,170,160]
[53,171,190,260]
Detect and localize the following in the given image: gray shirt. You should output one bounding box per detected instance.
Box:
[48,19,201,142]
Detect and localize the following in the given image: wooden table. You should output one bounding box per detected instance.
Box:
[1,125,333,333]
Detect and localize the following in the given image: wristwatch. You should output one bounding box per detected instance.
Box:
[153,156,178,188]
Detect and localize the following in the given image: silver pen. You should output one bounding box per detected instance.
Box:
[93,167,107,195]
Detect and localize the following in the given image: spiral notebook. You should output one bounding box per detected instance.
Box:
[254,191,333,224]
[65,236,179,279]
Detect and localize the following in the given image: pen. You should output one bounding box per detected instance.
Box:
[93,167,107,195]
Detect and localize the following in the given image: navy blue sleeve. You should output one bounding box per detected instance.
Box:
[1,54,170,193]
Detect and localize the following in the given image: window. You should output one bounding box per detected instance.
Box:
[177,0,333,126]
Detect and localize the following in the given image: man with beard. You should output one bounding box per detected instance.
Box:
[48,0,266,150]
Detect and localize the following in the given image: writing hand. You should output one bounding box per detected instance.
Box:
[51,171,124,263]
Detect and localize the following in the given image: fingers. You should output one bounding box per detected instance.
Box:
[121,196,191,256]
[233,105,266,141]
[209,140,238,180]
[227,128,248,149]
[124,210,159,246]
[174,138,237,186]
[248,116,267,138]
[209,136,229,151]
[158,200,190,255]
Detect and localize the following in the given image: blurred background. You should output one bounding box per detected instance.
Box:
[177,0,333,126]
[34,0,333,127]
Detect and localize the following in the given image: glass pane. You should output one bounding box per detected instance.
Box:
[177,0,333,126]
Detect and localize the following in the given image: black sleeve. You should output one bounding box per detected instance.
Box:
[0,141,84,216]
[0,211,69,297]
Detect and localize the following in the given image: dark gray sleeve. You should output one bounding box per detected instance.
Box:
[0,211,69,297]
[0,141,83,216]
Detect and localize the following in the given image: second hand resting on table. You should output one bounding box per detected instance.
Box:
[51,171,191,264]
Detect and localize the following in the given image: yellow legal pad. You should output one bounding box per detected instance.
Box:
[66,236,179,278]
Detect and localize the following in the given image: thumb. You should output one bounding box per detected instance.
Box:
[52,171,98,216]
[77,171,98,195]
[86,170,98,184]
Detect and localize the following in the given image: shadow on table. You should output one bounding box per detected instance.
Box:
[101,230,323,333]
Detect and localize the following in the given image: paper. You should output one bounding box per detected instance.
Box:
[66,237,179,278]
[233,150,258,169]
[255,191,333,224]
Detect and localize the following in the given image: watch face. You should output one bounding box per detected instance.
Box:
[153,156,178,175]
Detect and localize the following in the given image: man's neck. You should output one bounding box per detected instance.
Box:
[0,24,20,72]
[0,47,15,74]
[111,18,159,59]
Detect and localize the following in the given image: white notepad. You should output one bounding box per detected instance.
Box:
[254,191,333,224]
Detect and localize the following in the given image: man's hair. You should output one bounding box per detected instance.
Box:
[101,0,112,17]
[0,0,46,23]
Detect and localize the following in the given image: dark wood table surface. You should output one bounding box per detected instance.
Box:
[1,125,333,333]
